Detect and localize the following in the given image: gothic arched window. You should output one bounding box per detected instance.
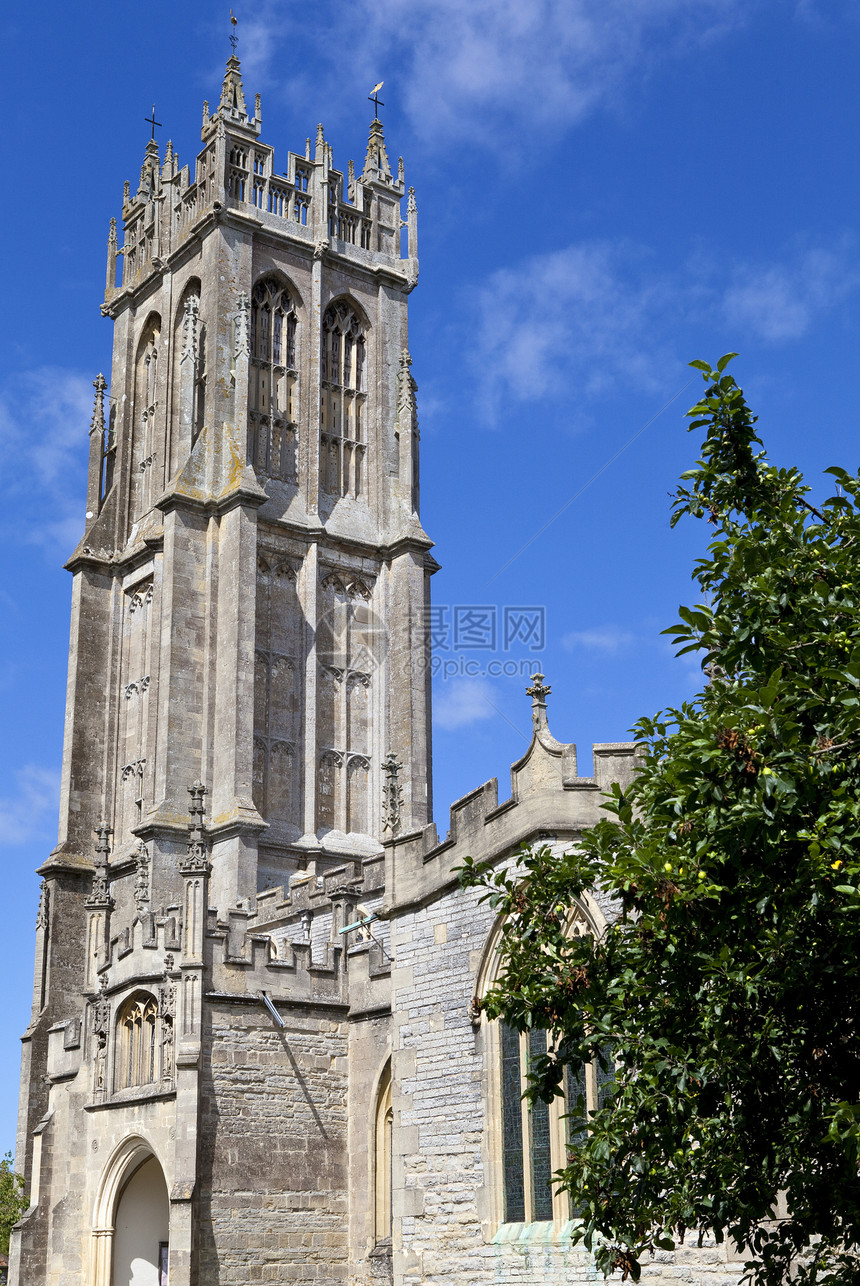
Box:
[482,898,613,1224]
[499,1024,613,1223]
[248,277,298,484]
[321,301,367,498]
[374,1062,393,1245]
[116,992,159,1092]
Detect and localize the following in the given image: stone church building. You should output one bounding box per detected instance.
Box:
[10,56,739,1286]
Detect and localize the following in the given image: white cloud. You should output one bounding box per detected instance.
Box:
[434,677,499,730]
[470,235,860,421]
[723,242,860,342]
[230,0,748,151]
[0,368,92,553]
[563,625,637,653]
[0,765,60,847]
[472,239,680,423]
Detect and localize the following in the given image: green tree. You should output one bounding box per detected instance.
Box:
[0,1151,26,1256]
[461,357,860,1286]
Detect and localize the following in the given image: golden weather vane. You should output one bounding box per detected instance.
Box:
[369,81,384,117]
[229,9,238,54]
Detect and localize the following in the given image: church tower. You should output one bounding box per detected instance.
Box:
[12,55,433,1286]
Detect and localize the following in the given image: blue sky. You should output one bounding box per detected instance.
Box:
[1,0,858,1153]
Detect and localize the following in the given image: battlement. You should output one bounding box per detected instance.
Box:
[385,725,638,911]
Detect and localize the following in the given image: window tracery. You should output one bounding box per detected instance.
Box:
[486,900,612,1225]
[320,301,367,499]
[248,277,298,484]
[115,992,160,1091]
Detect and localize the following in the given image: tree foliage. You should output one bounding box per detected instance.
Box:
[460,357,860,1285]
[0,1151,26,1256]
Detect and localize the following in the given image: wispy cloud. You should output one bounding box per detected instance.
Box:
[472,240,676,423]
[0,765,60,847]
[226,0,748,151]
[563,625,637,653]
[723,241,860,342]
[434,677,499,730]
[0,368,91,553]
[470,235,860,422]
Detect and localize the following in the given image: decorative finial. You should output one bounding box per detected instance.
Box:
[181,293,200,365]
[86,820,115,910]
[181,782,212,874]
[90,374,107,435]
[368,81,385,119]
[526,673,552,734]
[35,880,50,932]
[134,842,150,913]
[144,103,162,141]
[229,8,238,54]
[398,156,405,183]
[123,179,130,204]
[382,752,403,837]
[408,185,416,213]
[94,818,113,858]
[234,294,251,359]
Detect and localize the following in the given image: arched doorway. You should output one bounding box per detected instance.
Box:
[112,1156,169,1285]
[90,1140,170,1286]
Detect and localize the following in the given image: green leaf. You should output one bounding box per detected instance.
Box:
[716,353,739,372]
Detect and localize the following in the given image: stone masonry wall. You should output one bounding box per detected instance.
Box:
[198,999,351,1284]
[390,870,745,1286]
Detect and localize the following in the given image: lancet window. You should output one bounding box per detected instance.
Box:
[320,302,367,498]
[374,1063,393,1245]
[248,277,299,485]
[294,166,310,225]
[116,993,159,1091]
[228,146,248,200]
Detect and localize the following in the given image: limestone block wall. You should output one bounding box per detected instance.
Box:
[198,1000,351,1284]
[390,873,745,1286]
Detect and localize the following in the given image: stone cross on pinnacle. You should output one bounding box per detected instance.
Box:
[526,673,551,732]
[144,104,162,141]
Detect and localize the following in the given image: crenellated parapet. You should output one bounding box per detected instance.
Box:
[385,677,639,912]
